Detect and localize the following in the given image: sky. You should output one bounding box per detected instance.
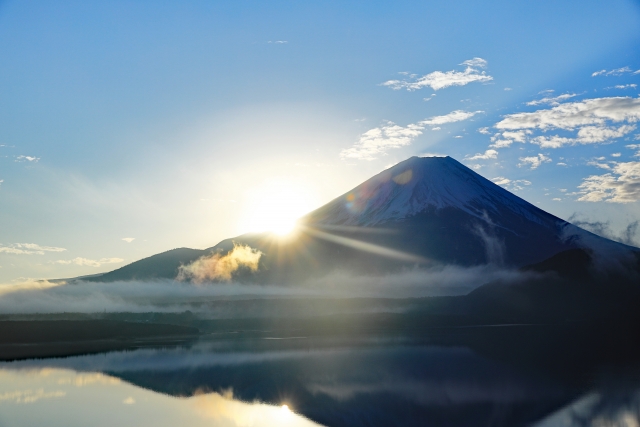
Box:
[1,0,640,282]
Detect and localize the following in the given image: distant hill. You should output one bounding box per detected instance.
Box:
[89,248,206,282]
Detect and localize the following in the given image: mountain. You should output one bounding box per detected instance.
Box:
[83,156,637,284]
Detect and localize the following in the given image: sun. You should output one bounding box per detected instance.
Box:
[238,179,317,236]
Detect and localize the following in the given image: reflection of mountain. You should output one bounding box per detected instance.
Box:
[3,335,578,427]
[88,156,638,284]
[9,325,640,427]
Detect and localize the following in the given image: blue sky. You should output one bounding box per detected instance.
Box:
[1,0,640,281]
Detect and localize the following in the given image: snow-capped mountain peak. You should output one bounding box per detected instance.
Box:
[305,156,546,227]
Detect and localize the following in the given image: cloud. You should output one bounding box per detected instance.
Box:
[497,97,640,131]
[489,130,531,148]
[518,154,551,169]
[526,93,577,106]
[569,214,639,246]
[460,57,488,68]
[382,58,492,91]
[0,243,66,255]
[0,389,66,404]
[611,84,638,90]
[53,257,124,267]
[493,97,640,149]
[592,66,638,77]
[421,110,482,126]
[341,110,482,160]
[15,155,40,162]
[340,121,424,160]
[122,237,135,243]
[178,244,262,283]
[491,177,531,191]
[491,177,511,186]
[578,161,640,203]
[466,149,498,160]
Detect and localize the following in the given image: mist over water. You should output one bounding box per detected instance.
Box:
[0,265,531,314]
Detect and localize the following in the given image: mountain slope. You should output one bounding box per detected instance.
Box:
[299,156,632,267]
[83,156,637,283]
[89,248,206,282]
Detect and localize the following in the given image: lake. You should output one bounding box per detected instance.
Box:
[1,326,639,426]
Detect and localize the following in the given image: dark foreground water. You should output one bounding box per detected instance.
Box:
[1,326,639,427]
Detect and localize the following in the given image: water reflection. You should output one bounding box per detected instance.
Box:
[1,334,639,426]
[0,368,322,427]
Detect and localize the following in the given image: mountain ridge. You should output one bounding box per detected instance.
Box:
[80,156,638,284]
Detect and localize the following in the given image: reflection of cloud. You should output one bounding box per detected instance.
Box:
[341,110,481,160]
[58,373,121,387]
[0,388,66,403]
[178,244,262,282]
[382,58,492,91]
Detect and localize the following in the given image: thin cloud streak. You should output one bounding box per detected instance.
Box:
[382,58,493,91]
[341,110,482,160]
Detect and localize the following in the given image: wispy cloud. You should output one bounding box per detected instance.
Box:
[340,121,424,160]
[526,93,577,106]
[578,161,640,203]
[592,66,639,77]
[382,58,493,91]
[466,149,498,160]
[493,96,640,149]
[609,84,638,90]
[341,110,482,160]
[518,154,551,170]
[0,243,66,255]
[121,237,135,243]
[15,155,40,162]
[53,257,124,267]
[569,213,640,246]
[491,177,532,191]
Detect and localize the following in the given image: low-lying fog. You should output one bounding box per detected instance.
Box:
[0,265,527,315]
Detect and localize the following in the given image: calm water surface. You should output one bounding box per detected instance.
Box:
[1,332,639,427]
